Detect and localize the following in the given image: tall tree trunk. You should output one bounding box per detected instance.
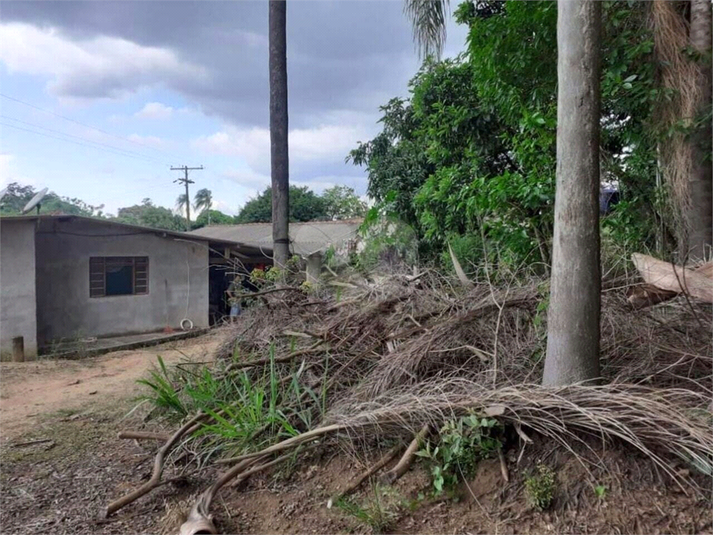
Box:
[543,0,602,387]
[269,0,290,268]
[687,0,712,261]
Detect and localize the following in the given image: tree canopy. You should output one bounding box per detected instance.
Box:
[321,185,367,220]
[350,0,669,269]
[235,186,327,223]
[113,198,186,231]
[0,182,104,217]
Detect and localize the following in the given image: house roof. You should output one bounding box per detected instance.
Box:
[0,214,270,258]
[190,219,362,257]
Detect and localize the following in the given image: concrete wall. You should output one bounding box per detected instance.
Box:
[34,219,208,347]
[0,219,38,359]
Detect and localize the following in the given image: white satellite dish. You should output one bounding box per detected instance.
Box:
[22,187,48,214]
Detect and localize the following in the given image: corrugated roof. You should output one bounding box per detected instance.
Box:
[190,219,362,256]
[0,214,268,256]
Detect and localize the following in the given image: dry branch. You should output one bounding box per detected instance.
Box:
[117,431,170,441]
[222,340,327,372]
[379,424,429,485]
[235,286,305,299]
[330,444,403,503]
[105,412,207,517]
[214,423,345,465]
[180,447,317,535]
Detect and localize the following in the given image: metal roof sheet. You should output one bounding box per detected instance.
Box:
[190,219,361,256]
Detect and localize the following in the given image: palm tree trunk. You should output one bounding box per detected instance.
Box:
[269,0,290,268]
[687,0,712,261]
[543,0,602,386]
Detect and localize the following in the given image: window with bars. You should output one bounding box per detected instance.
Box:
[89,257,149,298]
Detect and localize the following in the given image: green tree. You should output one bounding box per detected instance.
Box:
[686,0,712,260]
[194,209,235,228]
[115,198,186,231]
[176,193,189,218]
[351,1,667,268]
[193,188,213,215]
[0,182,103,217]
[235,186,327,223]
[321,185,367,220]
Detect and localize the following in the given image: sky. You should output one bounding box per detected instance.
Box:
[0,0,468,216]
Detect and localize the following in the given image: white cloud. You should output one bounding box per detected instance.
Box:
[193,124,369,175]
[0,23,207,100]
[0,154,15,184]
[126,134,165,149]
[223,168,270,190]
[0,153,37,188]
[134,102,174,120]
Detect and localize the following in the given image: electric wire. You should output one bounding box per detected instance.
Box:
[0,92,185,161]
[0,115,164,163]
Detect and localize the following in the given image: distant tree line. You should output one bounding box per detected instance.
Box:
[0,182,366,232]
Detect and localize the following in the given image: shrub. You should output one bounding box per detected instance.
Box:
[525,464,556,510]
[417,414,502,494]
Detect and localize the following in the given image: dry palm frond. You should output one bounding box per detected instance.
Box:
[328,379,713,486]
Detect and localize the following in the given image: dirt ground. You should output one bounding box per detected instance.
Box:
[0,328,711,535]
[0,331,222,440]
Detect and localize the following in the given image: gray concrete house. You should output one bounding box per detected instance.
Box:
[0,215,268,360]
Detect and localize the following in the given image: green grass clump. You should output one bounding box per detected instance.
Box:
[136,346,328,459]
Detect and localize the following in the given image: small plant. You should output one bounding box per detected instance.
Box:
[265,266,283,282]
[416,413,502,495]
[250,268,266,285]
[334,485,401,534]
[286,255,302,272]
[594,484,607,500]
[525,464,556,510]
[137,346,326,459]
[300,280,314,293]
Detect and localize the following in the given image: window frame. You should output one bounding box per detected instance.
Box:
[89,256,149,298]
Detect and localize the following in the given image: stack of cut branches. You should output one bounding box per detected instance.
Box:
[106,266,713,535]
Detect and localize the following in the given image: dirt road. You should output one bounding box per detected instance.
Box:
[0,330,224,440]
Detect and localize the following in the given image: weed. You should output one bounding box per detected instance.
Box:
[136,345,329,460]
[594,484,607,499]
[416,413,502,495]
[136,355,188,418]
[525,464,556,510]
[334,485,401,534]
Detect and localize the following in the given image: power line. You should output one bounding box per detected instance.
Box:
[0,115,163,163]
[171,165,203,230]
[0,121,168,164]
[0,92,184,161]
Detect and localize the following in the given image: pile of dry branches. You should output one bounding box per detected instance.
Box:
[108,266,713,534]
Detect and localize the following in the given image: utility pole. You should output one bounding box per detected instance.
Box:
[171,165,203,230]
